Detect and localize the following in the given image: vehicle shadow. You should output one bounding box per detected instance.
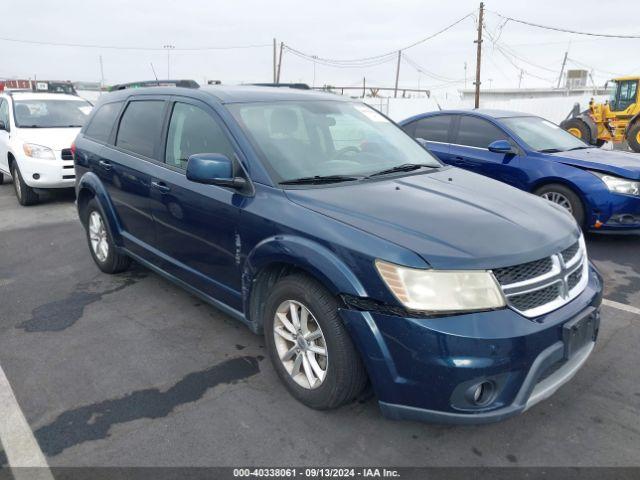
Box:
[0,175,76,205]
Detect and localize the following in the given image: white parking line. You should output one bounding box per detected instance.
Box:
[603,298,640,316]
[0,363,54,480]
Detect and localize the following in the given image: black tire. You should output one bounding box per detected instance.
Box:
[264,273,367,410]
[10,161,39,206]
[0,172,4,184]
[83,198,131,274]
[563,118,592,144]
[627,123,640,153]
[535,183,585,227]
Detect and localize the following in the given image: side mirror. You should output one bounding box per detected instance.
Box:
[488,140,514,154]
[0,120,7,131]
[186,153,246,189]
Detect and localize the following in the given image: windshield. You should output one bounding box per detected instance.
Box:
[501,116,588,152]
[228,100,441,183]
[14,99,92,128]
[608,80,618,104]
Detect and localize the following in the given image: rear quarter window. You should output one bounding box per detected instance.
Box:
[84,101,123,143]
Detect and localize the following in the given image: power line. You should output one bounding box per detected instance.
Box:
[401,54,456,82]
[283,12,475,66]
[0,36,272,51]
[488,11,640,39]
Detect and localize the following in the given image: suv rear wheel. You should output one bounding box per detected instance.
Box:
[263,273,367,409]
[11,162,39,206]
[84,198,131,273]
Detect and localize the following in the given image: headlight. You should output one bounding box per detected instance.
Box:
[375,260,506,313]
[593,172,640,196]
[23,143,55,160]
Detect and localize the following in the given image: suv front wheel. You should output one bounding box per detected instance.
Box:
[264,273,367,409]
[11,162,39,206]
[84,198,131,273]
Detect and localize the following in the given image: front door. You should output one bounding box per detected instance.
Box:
[151,99,244,310]
[450,115,522,187]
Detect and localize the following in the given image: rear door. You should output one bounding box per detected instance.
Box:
[402,114,454,163]
[98,97,169,258]
[151,97,244,310]
[450,114,522,186]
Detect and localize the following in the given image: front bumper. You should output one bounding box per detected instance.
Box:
[588,191,640,234]
[339,264,603,424]
[16,151,75,189]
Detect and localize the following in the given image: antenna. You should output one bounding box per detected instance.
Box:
[150,62,158,82]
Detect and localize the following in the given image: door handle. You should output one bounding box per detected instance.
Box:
[98,160,112,170]
[151,181,171,193]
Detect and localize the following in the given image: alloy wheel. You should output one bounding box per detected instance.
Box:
[88,211,109,262]
[273,300,328,390]
[541,191,573,213]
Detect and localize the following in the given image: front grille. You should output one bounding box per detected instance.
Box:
[61,148,73,160]
[509,283,561,312]
[493,257,553,285]
[493,237,588,318]
[561,241,579,263]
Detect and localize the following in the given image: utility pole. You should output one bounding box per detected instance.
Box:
[99,55,105,90]
[273,38,277,83]
[276,42,284,84]
[518,69,524,89]
[557,51,568,89]
[312,55,317,88]
[362,77,366,98]
[163,44,175,78]
[394,50,401,98]
[474,2,484,108]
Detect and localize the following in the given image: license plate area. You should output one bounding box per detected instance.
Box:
[562,309,597,359]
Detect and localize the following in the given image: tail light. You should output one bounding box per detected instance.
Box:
[70,142,76,161]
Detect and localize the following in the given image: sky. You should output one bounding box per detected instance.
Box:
[1,0,639,95]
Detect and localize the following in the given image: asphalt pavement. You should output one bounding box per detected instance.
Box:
[0,177,639,468]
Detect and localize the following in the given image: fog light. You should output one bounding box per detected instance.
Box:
[32,173,40,180]
[466,381,495,406]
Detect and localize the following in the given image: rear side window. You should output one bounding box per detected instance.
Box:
[84,101,122,143]
[406,115,453,143]
[165,102,235,170]
[0,99,9,128]
[116,100,165,158]
[455,115,509,149]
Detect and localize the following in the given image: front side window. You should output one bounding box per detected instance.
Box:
[228,101,441,183]
[116,100,165,158]
[165,103,235,170]
[13,99,92,128]
[0,99,9,128]
[408,115,454,143]
[613,80,638,111]
[501,116,587,152]
[455,116,509,149]
[84,101,123,143]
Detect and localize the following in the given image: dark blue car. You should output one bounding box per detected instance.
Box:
[400,109,640,234]
[73,86,602,424]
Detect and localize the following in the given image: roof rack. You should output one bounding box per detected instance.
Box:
[110,79,200,91]
[250,83,311,90]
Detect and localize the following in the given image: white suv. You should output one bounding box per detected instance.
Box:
[0,91,92,205]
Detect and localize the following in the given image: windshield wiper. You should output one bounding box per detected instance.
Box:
[567,146,593,151]
[279,175,361,185]
[366,163,435,178]
[538,148,563,153]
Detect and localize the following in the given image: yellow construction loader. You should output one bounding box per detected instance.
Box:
[561,76,640,152]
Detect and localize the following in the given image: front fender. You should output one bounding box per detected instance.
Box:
[242,235,368,321]
[76,172,123,246]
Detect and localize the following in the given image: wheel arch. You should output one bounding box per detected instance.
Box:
[76,172,124,246]
[530,177,590,225]
[242,235,367,333]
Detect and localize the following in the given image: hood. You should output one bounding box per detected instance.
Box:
[15,128,80,151]
[285,168,580,270]
[550,148,640,180]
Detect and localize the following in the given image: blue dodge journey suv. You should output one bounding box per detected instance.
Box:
[400,110,640,234]
[73,86,603,423]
